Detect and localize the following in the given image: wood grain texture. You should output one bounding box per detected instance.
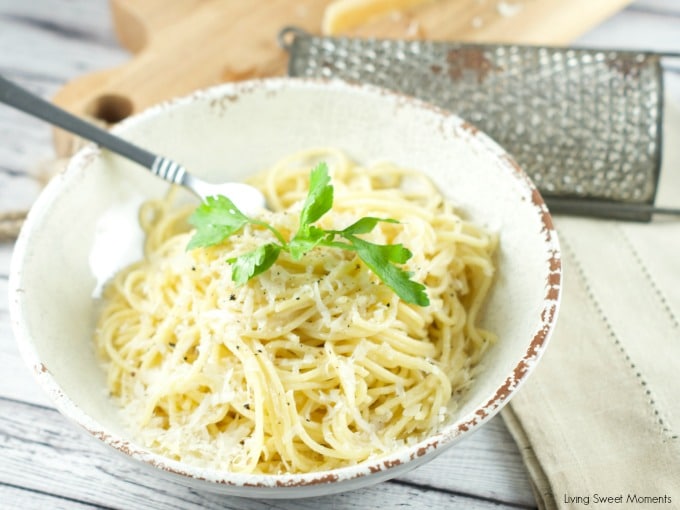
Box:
[0,484,102,510]
[0,397,533,509]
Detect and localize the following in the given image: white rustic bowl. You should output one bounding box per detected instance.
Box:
[9,78,561,498]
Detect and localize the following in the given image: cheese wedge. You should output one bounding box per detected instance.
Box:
[322,0,434,35]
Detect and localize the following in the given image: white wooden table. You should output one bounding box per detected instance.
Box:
[1,1,678,508]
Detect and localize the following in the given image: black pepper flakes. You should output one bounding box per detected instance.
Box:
[243,403,250,410]
[229,294,236,301]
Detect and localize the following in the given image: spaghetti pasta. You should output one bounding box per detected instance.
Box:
[95,148,498,474]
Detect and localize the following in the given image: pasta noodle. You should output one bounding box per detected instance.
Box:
[95,148,498,474]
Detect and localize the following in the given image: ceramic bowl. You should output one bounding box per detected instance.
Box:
[9,78,561,498]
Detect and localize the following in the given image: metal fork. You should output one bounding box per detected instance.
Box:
[0,75,267,215]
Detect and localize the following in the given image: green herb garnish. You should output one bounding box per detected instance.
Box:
[187,162,429,306]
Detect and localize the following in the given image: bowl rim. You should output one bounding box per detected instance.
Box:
[8,76,562,490]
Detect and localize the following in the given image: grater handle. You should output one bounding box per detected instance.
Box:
[278,26,307,51]
[546,197,680,221]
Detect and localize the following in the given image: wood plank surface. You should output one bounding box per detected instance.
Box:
[1,0,679,508]
[0,396,533,509]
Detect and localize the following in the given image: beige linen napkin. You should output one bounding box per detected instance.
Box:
[502,98,680,509]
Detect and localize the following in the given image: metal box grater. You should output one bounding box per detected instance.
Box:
[280,27,678,221]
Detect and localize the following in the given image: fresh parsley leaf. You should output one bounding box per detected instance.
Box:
[298,162,333,228]
[373,242,412,265]
[228,243,281,285]
[289,226,329,260]
[290,162,334,259]
[340,217,399,235]
[187,195,250,250]
[346,235,429,306]
[186,162,429,306]
[186,223,235,251]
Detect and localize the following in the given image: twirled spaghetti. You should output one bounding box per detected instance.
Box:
[95,148,498,474]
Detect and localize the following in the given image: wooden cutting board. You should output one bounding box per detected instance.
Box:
[52,0,632,154]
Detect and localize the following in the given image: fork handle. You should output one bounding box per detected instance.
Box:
[0,75,166,176]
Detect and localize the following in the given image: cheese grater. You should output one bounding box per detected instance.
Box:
[280,27,680,221]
